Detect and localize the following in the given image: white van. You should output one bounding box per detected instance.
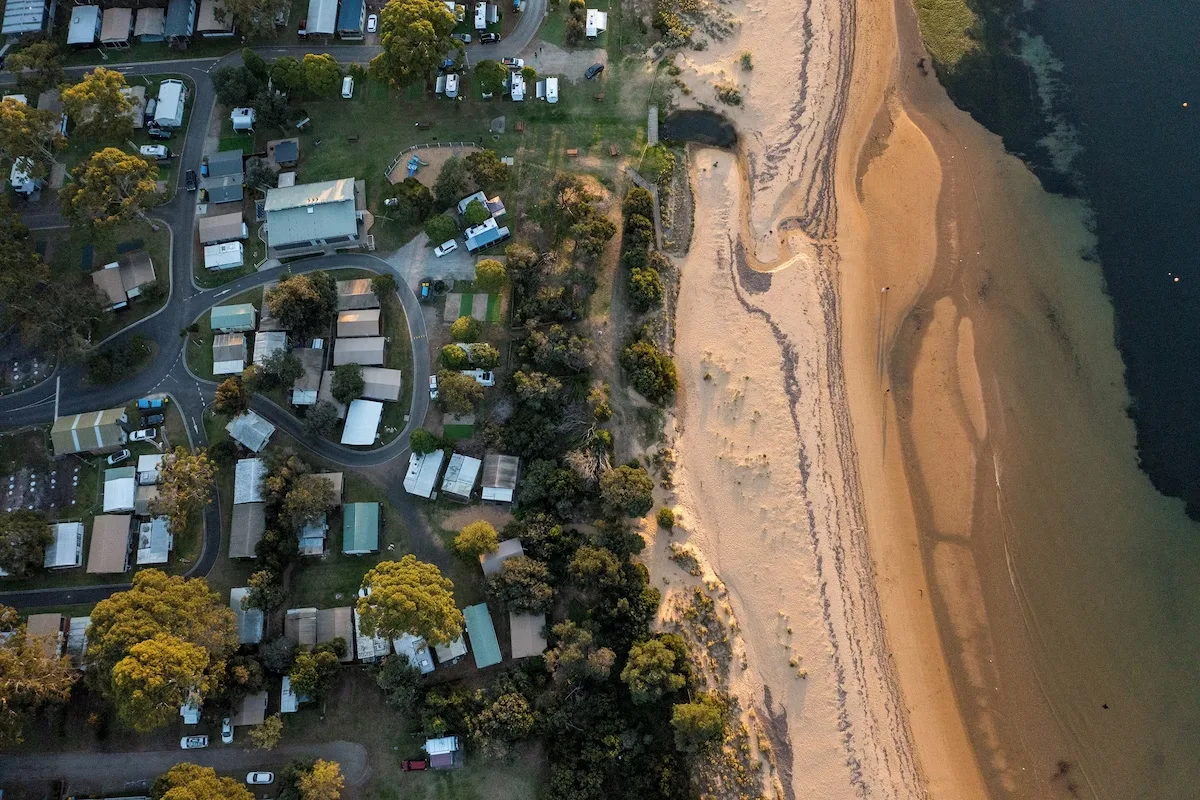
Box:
[341,76,354,99]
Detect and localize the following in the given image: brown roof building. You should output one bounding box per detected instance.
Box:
[229,502,266,558]
[87,515,131,573]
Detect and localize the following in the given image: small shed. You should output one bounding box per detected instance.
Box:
[253,330,288,366]
[43,522,84,569]
[336,278,378,311]
[230,106,255,131]
[509,612,547,658]
[226,411,275,453]
[103,467,136,512]
[434,635,468,665]
[196,0,234,36]
[333,337,385,367]
[425,735,462,770]
[229,502,266,558]
[134,484,161,516]
[268,138,299,167]
[211,303,256,332]
[234,458,266,504]
[440,453,481,502]
[354,606,389,663]
[230,587,265,644]
[280,675,303,713]
[336,308,380,338]
[212,333,248,375]
[341,399,383,446]
[361,367,402,402]
[198,211,247,244]
[135,517,172,565]
[342,502,380,554]
[480,538,523,576]
[481,454,519,503]
[232,690,268,727]
[87,515,132,573]
[585,8,607,37]
[298,514,328,556]
[463,603,502,668]
[403,449,445,499]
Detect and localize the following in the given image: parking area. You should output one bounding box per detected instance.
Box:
[385,232,478,292]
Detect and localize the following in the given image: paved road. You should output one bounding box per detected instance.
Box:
[0,740,369,789]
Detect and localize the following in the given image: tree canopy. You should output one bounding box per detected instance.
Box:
[154,762,254,800]
[599,464,655,518]
[544,621,615,687]
[370,0,460,90]
[265,272,337,336]
[0,98,64,179]
[475,60,508,96]
[487,556,554,613]
[387,177,434,226]
[60,147,159,229]
[249,713,284,750]
[358,556,463,644]
[474,259,507,293]
[303,53,342,97]
[61,68,132,140]
[409,427,440,454]
[0,510,51,577]
[449,315,481,342]
[671,693,726,752]
[0,606,77,745]
[112,633,211,732]
[214,377,249,415]
[150,447,217,535]
[433,156,469,210]
[620,634,690,704]
[304,401,340,438]
[435,370,483,414]
[425,214,459,243]
[221,0,291,40]
[462,198,491,226]
[330,363,365,404]
[454,520,499,559]
[298,759,344,800]
[4,41,64,97]
[619,339,677,404]
[211,65,262,107]
[464,150,512,192]
[281,474,336,529]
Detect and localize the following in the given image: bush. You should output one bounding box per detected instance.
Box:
[740,51,753,71]
[470,343,500,369]
[330,363,364,404]
[463,198,491,227]
[386,177,433,226]
[715,82,742,106]
[620,339,677,404]
[454,521,499,559]
[441,344,469,369]
[304,401,340,438]
[628,267,664,312]
[564,15,585,45]
[436,370,484,414]
[449,316,482,342]
[425,214,459,244]
[474,259,507,293]
[656,507,675,529]
[409,427,440,454]
[623,187,655,220]
[371,273,397,298]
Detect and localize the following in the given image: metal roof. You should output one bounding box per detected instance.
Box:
[198,211,245,243]
[285,607,318,647]
[234,458,266,504]
[481,454,519,502]
[341,399,382,446]
[333,336,384,366]
[305,0,338,33]
[229,502,265,558]
[403,450,445,498]
[464,604,502,668]
[103,469,136,512]
[196,0,232,32]
[354,607,389,662]
[392,633,435,674]
[135,517,172,565]
[226,411,275,452]
[337,0,364,30]
[232,690,267,726]
[342,502,379,553]
[134,7,165,37]
[336,308,380,337]
[101,7,133,42]
[361,367,402,402]
[230,587,264,644]
[265,177,352,210]
[335,278,378,310]
[44,522,84,569]
[51,406,126,455]
[265,179,357,248]
[211,303,256,331]
[164,0,195,37]
[440,453,481,499]
[206,149,243,178]
[66,5,100,45]
[253,330,287,365]
[480,538,523,576]
[509,612,547,658]
[213,332,247,374]
[317,607,355,661]
[2,0,49,35]
[87,515,131,573]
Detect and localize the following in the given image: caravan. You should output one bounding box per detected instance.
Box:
[154,79,187,128]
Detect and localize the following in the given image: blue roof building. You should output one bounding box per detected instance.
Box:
[337,0,365,39]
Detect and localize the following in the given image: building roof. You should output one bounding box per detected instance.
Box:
[425,735,460,756]
[164,0,196,37]
[212,332,247,374]
[204,241,243,270]
[509,612,547,658]
[67,5,101,45]
[404,450,445,498]
[137,454,165,485]
[25,613,62,659]
[280,675,300,712]
[44,522,84,569]
[2,0,49,35]
[206,149,242,178]
[317,607,355,661]
[434,635,467,664]
[253,330,287,365]
[51,406,126,455]
[269,138,299,165]
[353,608,389,662]
[229,502,266,558]
[265,178,357,247]
[457,190,488,215]
[336,308,380,337]
[135,517,172,565]
[230,587,264,644]
[441,453,481,500]
[92,267,126,307]
[317,371,348,419]
[335,278,378,311]
[585,7,607,36]
[134,7,166,36]
[480,538,524,576]
[211,303,256,331]
[361,367,402,402]
[291,348,323,403]
[305,0,338,33]
[226,411,275,452]
[337,0,364,30]
[333,336,384,367]
[341,400,383,446]
[392,633,435,674]
[198,211,245,244]
[257,281,284,331]
[285,607,318,647]
[65,616,90,665]
[342,502,379,553]
[298,514,327,556]
[101,7,133,42]
[88,515,131,573]
[196,0,233,32]
[103,467,136,512]
[465,217,511,252]
[135,484,160,516]
[481,454,519,502]
[464,604,502,668]
[234,458,266,504]
[232,690,267,726]
[313,472,343,502]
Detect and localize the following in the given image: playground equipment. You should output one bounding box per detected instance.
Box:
[406,154,430,177]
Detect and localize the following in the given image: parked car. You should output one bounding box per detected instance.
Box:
[146,125,173,140]
[142,413,165,426]
[366,13,377,32]
[434,239,458,257]
[585,63,604,80]
[428,375,439,400]
[502,57,524,70]
[185,169,197,192]
[180,736,208,750]
[419,279,432,300]
[480,32,500,43]
[138,396,166,410]
[221,718,233,745]
[402,760,428,772]
[130,428,156,442]
[245,773,274,785]
[439,58,457,72]
[451,32,471,43]
[106,449,131,466]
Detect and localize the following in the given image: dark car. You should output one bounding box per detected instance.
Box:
[185,169,198,192]
[142,413,165,426]
[480,32,500,43]
[146,125,173,140]
[401,760,427,772]
[585,63,604,80]
[419,279,432,301]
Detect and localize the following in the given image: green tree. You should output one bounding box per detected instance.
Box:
[487,556,553,613]
[282,474,336,528]
[568,545,621,591]
[623,186,655,220]
[464,149,512,192]
[387,177,433,226]
[374,654,421,711]
[60,147,158,229]
[358,556,463,644]
[599,464,655,518]
[271,56,306,93]
[4,42,64,98]
[243,48,269,80]
[433,156,469,210]
[303,53,342,97]
[449,315,481,342]
[512,371,562,410]
[0,98,64,178]
[425,214,459,243]
[454,520,499,559]
[211,65,262,107]
[469,343,500,368]
[371,273,398,298]
[564,14,585,44]
[304,401,340,438]
[260,637,297,674]
[572,213,617,259]
[619,339,677,404]
[440,344,469,368]
[288,648,340,699]
[544,621,614,687]
[154,763,253,800]
[369,0,460,90]
[245,569,286,612]
[252,88,290,130]
[330,363,365,404]
[112,633,210,732]
[150,447,217,535]
[671,692,726,752]
[587,383,612,421]
[523,323,591,373]
[61,68,132,140]
[298,759,344,800]
[620,634,690,703]
[0,510,50,577]
[436,370,484,414]
[462,198,490,226]
[409,427,440,454]
[474,258,507,293]
[249,713,284,750]
[474,60,508,96]
[214,377,249,415]
[472,692,535,757]
[0,607,78,746]
[628,267,664,311]
[254,349,305,391]
[222,0,291,40]
[265,273,337,336]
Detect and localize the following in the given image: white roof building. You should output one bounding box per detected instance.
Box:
[481,538,524,576]
[155,79,186,128]
[404,449,445,498]
[585,8,607,37]
[305,0,338,34]
[43,522,85,569]
[230,106,255,131]
[392,633,436,674]
[66,5,101,45]
[473,1,485,29]
[253,330,288,365]
[180,694,202,725]
[440,453,481,501]
[341,399,383,446]
[103,468,136,512]
[137,454,165,485]
[135,518,172,565]
[230,587,265,644]
[281,675,306,713]
[234,458,266,504]
[226,411,275,453]
[203,241,244,271]
[434,635,468,664]
[510,72,526,102]
[212,332,247,375]
[353,607,389,663]
[536,77,558,103]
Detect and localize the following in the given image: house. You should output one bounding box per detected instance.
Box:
[510,72,525,102]
[341,399,383,446]
[87,515,132,573]
[280,675,305,713]
[291,348,324,405]
[353,607,388,663]
[134,7,166,41]
[440,453,481,502]
[336,0,365,39]
[90,252,156,310]
[317,607,356,661]
[9,157,42,196]
[536,77,558,104]
[65,616,91,666]
[234,458,266,504]
[232,690,268,727]
[134,484,160,516]
[155,79,187,128]
[463,604,502,668]
[361,367,402,402]
[304,0,338,35]
[212,333,248,375]
[163,0,197,43]
[264,178,364,257]
[100,7,133,47]
[204,241,244,271]
[336,308,380,337]
[25,614,64,659]
[473,0,485,29]
[585,8,607,37]
[267,138,299,168]
[456,191,505,219]
[199,211,247,244]
[333,337,385,367]
[211,303,256,332]
[336,278,378,311]
[298,514,327,555]
[43,522,84,569]
[137,454,164,485]
[317,371,348,419]
[285,607,318,647]
[103,467,136,513]
[203,149,244,204]
[51,406,127,455]
[425,735,463,770]
[2,0,54,36]
[480,538,523,576]
[434,636,468,665]
[481,454,519,503]
[392,633,435,674]
[253,330,287,365]
[226,411,275,453]
[196,0,234,35]
[313,472,344,504]
[230,106,255,131]
[342,502,379,554]
[403,449,445,499]
[135,517,172,565]
[509,612,547,658]
[66,5,101,46]
[230,587,264,644]
[463,217,511,253]
[229,502,266,558]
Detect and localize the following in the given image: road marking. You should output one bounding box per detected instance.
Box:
[192,418,199,434]
[214,288,232,297]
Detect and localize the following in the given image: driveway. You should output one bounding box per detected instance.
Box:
[0,740,369,793]
[386,232,477,291]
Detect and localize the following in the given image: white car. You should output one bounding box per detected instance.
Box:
[106,448,131,466]
[180,736,208,749]
[129,428,156,442]
[366,13,377,32]
[221,717,233,744]
[428,374,439,400]
[246,772,274,785]
[434,239,458,257]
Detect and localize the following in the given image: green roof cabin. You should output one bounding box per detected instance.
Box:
[463,603,501,669]
[211,303,257,332]
[342,502,380,554]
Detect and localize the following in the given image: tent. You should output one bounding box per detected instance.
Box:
[333,337,385,366]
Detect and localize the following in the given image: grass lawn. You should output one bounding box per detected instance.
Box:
[378,283,416,444]
[442,423,475,441]
[186,286,263,380]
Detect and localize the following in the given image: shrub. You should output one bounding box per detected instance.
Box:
[409,427,440,454]
[715,82,743,106]
[657,507,675,529]
[449,315,482,342]
[740,51,753,70]
[441,344,469,369]
[330,363,364,404]
[303,401,340,438]
[454,521,499,559]
[620,339,677,404]
[474,258,507,293]
[628,267,664,312]
[463,198,491,227]
[426,214,458,244]
[623,187,654,220]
